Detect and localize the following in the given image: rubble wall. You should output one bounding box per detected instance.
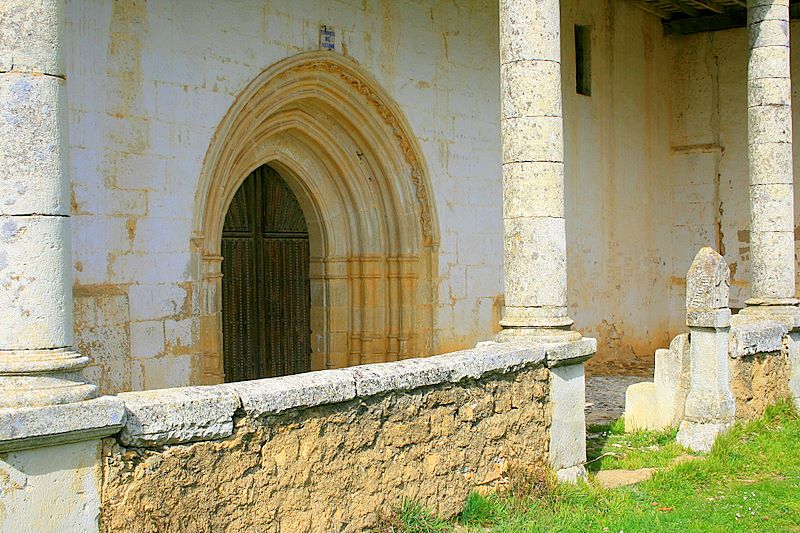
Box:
[99,345,551,532]
[730,351,793,420]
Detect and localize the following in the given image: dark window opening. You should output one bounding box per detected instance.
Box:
[575,25,591,96]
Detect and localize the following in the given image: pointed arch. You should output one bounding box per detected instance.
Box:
[193,52,439,383]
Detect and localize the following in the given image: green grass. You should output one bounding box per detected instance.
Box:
[395,500,451,533]
[585,417,692,473]
[397,401,800,532]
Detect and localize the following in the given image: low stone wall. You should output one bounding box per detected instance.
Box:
[100,343,553,532]
[728,321,792,420]
[729,351,791,420]
[626,320,797,433]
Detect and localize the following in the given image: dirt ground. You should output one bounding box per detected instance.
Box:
[584,350,655,426]
[586,353,655,378]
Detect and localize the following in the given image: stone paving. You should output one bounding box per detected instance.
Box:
[585,376,647,426]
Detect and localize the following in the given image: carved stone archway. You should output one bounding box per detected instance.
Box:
[193,52,439,384]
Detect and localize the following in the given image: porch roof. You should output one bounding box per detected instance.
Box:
[625,0,800,35]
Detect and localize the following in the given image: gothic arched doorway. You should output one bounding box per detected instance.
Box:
[221,165,311,381]
[194,52,440,385]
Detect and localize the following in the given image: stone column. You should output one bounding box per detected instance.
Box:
[743,0,799,320]
[0,0,97,406]
[677,248,735,452]
[498,0,578,342]
[497,0,595,484]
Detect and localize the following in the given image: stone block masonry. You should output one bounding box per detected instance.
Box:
[100,343,557,532]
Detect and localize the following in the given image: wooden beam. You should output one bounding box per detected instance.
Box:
[665,4,800,35]
[691,0,726,14]
[662,0,700,17]
[625,0,671,19]
[664,11,745,34]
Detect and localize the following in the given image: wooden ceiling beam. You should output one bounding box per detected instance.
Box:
[665,4,800,35]
[662,0,700,17]
[690,0,727,14]
[664,11,745,34]
[625,0,671,19]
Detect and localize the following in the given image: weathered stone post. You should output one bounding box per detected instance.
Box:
[740,0,799,324]
[677,248,735,452]
[498,0,595,482]
[0,0,97,407]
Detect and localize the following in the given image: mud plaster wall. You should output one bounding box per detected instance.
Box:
[668,23,800,336]
[730,350,793,421]
[100,366,550,532]
[64,0,503,393]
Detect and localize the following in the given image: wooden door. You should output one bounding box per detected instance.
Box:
[221,165,311,382]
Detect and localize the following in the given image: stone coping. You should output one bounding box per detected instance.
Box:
[0,395,125,452]
[118,340,552,447]
[729,320,787,359]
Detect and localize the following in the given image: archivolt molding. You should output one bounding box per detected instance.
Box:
[194,51,439,252]
[192,52,439,384]
[283,60,434,244]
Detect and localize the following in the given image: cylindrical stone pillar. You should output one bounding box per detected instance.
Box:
[0,0,97,406]
[498,0,577,340]
[746,0,798,308]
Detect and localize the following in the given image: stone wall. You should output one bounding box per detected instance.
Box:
[99,343,554,532]
[65,0,504,392]
[728,322,793,420]
[62,0,721,392]
[627,318,796,434]
[668,22,800,319]
[64,0,791,388]
[562,0,677,375]
[729,351,792,420]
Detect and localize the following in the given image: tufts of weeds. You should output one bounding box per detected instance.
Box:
[396,500,451,533]
[457,492,508,526]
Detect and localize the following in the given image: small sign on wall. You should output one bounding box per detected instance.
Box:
[320,25,335,51]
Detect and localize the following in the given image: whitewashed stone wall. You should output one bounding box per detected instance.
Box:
[668,22,800,328]
[65,0,504,392]
[562,1,676,372]
[65,0,788,391]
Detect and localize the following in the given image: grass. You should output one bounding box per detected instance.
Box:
[585,416,691,473]
[395,401,800,532]
[395,500,451,533]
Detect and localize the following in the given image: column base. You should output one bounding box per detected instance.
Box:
[499,305,574,329]
[496,327,596,368]
[0,349,98,408]
[496,326,581,344]
[734,303,800,331]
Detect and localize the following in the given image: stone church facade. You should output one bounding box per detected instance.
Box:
[2,0,800,531]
